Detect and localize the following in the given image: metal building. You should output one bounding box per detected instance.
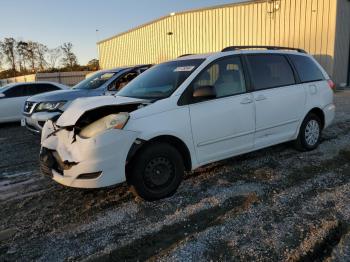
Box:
[97,0,350,86]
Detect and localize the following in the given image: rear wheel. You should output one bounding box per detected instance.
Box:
[128,143,184,201]
[295,113,322,151]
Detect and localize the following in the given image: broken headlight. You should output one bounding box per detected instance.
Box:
[79,113,129,138]
[36,101,66,112]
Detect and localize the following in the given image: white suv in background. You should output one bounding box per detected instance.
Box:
[40,46,335,201]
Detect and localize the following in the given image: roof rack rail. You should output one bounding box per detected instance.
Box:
[178,54,194,58]
[221,46,306,53]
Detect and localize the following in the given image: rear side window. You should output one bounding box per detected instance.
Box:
[4,85,28,97]
[3,84,60,97]
[246,54,295,90]
[26,85,40,96]
[36,84,60,93]
[25,84,59,96]
[289,55,324,83]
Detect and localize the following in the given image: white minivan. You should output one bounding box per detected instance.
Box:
[40,46,335,200]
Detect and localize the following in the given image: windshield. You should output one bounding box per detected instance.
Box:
[118,59,204,99]
[73,71,116,90]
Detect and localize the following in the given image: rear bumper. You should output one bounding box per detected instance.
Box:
[323,103,336,128]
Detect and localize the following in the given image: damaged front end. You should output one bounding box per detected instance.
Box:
[40,96,147,188]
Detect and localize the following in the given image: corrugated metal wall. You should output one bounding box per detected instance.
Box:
[333,0,350,86]
[98,0,347,84]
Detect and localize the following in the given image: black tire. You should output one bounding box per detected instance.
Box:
[128,143,184,201]
[295,113,322,151]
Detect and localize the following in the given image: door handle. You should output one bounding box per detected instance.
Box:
[240,97,253,104]
[255,94,267,101]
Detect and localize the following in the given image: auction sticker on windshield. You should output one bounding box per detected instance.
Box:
[174,66,195,72]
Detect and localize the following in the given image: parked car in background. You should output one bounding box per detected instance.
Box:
[40,46,335,200]
[0,82,68,124]
[22,64,152,133]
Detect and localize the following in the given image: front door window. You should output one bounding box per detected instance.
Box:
[192,56,246,99]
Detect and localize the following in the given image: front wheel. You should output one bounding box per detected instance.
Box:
[128,143,184,201]
[295,113,322,151]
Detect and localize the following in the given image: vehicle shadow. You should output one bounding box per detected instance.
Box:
[0,122,21,128]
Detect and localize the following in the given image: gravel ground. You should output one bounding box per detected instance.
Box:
[1,91,350,261]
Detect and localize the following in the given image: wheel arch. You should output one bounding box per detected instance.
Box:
[307,107,325,129]
[126,135,192,172]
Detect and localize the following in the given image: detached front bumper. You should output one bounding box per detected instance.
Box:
[40,122,139,188]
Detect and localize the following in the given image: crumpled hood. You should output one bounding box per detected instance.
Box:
[27,89,88,102]
[56,95,147,127]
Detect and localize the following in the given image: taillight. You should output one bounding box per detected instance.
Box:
[327,80,336,91]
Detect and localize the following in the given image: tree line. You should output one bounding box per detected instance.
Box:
[0,38,99,79]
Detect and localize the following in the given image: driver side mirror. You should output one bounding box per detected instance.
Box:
[192,85,216,102]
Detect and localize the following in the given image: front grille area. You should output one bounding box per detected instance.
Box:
[24,101,35,113]
[52,151,77,171]
[40,148,78,178]
[39,148,55,177]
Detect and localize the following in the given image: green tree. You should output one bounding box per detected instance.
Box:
[35,42,48,71]
[87,59,99,71]
[0,38,17,74]
[24,41,37,72]
[0,50,3,71]
[16,41,28,72]
[47,47,62,69]
[61,42,78,70]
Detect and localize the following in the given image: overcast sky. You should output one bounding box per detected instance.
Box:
[0,0,246,65]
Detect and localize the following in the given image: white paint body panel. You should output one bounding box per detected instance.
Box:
[41,121,139,188]
[57,95,147,126]
[253,84,306,149]
[188,93,255,164]
[125,96,199,168]
[0,82,67,123]
[0,96,29,123]
[41,51,335,189]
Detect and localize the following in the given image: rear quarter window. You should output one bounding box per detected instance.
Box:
[23,84,60,96]
[246,54,296,90]
[289,55,325,83]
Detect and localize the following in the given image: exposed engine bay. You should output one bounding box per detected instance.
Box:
[41,95,149,143]
[74,103,144,131]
